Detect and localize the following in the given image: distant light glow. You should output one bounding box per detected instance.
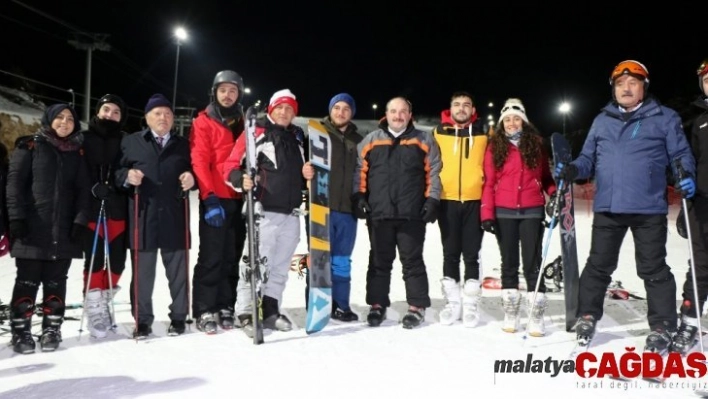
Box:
[488,102,493,108]
[244,87,251,94]
[559,102,571,113]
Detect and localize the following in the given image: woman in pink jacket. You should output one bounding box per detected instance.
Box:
[481,98,556,336]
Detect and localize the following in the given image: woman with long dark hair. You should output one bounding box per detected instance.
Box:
[480,98,556,337]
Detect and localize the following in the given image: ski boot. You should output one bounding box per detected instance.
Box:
[462,279,481,328]
[332,307,359,322]
[132,323,151,339]
[238,314,254,338]
[10,299,36,355]
[501,289,521,333]
[197,312,218,335]
[645,327,674,355]
[671,316,699,355]
[261,296,292,332]
[39,297,64,352]
[576,315,596,346]
[101,285,120,329]
[217,309,235,330]
[401,307,425,329]
[439,277,461,325]
[366,306,386,327]
[167,320,186,336]
[86,289,108,339]
[526,292,548,337]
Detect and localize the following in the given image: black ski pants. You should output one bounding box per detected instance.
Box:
[438,200,483,282]
[578,212,676,331]
[11,258,71,313]
[496,217,546,292]
[366,219,430,308]
[680,197,708,317]
[192,198,246,318]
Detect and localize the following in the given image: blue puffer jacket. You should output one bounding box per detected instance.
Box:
[572,97,695,214]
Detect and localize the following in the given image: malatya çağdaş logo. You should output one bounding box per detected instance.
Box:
[494,348,707,380]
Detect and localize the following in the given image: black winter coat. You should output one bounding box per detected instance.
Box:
[81,117,128,221]
[115,129,193,250]
[690,98,708,199]
[6,130,91,260]
[321,117,361,213]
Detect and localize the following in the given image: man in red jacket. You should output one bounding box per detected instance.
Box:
[189,70,248,334]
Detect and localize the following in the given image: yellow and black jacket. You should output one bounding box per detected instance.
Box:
[433,110,487,201]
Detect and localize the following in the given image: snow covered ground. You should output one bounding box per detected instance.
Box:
[0,191,703,399]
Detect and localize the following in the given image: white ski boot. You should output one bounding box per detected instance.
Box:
[526,292,548,337]
[101,285,120,330]
[86,289,108,338]
[501,289,521,333]
[439,277,461,325]
[462,279,481,328]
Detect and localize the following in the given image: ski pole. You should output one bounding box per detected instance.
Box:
[102,208,117,330]
[132,185,140,342]
[674,159,704,354]
[523,179,565,341]
[79,200,106,337]
[181,189,193,325]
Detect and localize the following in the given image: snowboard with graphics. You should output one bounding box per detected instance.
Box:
[551,132,579,332]
[305,120,332,334]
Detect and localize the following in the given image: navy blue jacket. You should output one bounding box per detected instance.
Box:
[572,97,695,214]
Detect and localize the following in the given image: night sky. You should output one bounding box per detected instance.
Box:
[1,1,703,134]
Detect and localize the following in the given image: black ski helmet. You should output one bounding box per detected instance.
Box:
[212,70,244,104]
[95,94,128,127]
[697,58,708,93]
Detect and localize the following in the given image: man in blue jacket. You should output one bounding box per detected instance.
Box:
[556,60,696,354]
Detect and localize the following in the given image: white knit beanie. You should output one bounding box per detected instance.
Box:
[498,98,529,124]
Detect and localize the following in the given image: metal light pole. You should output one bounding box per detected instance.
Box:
[172,27,188,108]
[559,102,571,134]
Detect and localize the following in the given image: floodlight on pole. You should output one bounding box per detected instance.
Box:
[172,27,188,108]
[559,102,571,134]
[372,103,378,119]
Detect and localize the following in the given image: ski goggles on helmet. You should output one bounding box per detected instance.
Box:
[609,60,649,85]
[698,59,708,77]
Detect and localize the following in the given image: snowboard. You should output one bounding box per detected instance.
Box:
[243,105,265,344]
[305,120,332,334]
[550,132,579,332]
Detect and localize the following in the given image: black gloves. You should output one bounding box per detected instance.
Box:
[481,220,496,235]
[545,192,565,218]
[9,220,28,239]
[420,198,440,223]
[91,182,112,201]
[555,163,578,182]
[352,193,371,220]
[70,223,84,243]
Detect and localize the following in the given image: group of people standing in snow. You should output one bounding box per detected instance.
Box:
[0,58,707,355]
